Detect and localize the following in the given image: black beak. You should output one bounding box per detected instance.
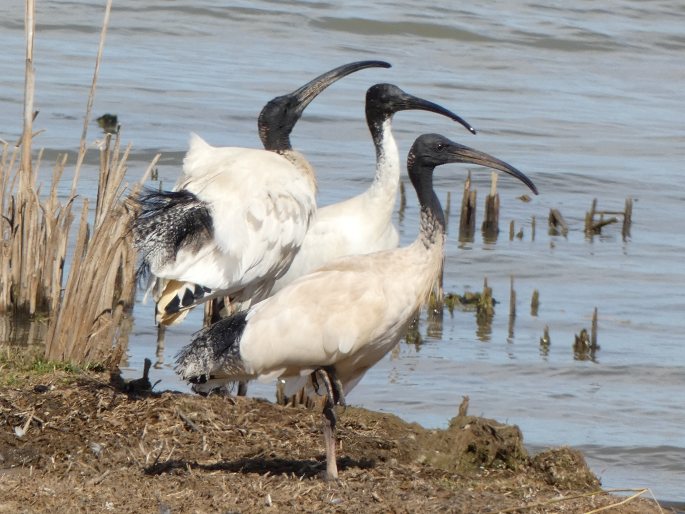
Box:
[444,142,538,194]
[289,60,391,115]
[396,92,476,135]
[259,61,391,150]
[371,84,476,135]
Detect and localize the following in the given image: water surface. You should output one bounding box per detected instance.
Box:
[1,0,683,502]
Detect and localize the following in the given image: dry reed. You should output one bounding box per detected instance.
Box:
[1,0,156,364]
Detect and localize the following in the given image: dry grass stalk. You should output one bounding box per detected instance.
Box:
[2,0,153,365]
[44,134,158,363]
[72,0,113,193]
[1,142,74,315]
[20,0,35,188]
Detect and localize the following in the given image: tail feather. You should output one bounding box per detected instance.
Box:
[156,280,216,325]
[175,310,250,384]
[131,188,213,282]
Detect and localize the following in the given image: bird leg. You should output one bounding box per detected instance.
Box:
[313,366,346,480]
[312,365,345,407]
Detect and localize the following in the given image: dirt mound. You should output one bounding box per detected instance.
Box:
[0,371,665,513]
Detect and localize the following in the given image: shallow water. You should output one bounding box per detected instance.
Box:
[1,0,684,502]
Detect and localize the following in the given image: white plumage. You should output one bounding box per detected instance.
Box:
[271,83,476,293]
[161,135,316,300]
[132,61,391,320]
[176,133,538,480]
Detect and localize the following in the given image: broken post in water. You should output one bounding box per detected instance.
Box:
[585,198,618,236]
[574,308,600,361]
[508,276,516,340]
[475,277,495,341]
[539,325,550,356]
[531,289,540,316]
[459,171,477,243]
[531,216,536,241]
[585,197,633,238]
[427,258,445,337]
[482,171,499,243]
[548,208,569,237]
[622,197,633,240]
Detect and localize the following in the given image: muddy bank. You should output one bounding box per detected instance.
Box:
[0,371,667,513]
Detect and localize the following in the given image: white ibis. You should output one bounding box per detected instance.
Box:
[175,133,538,480]
[270,83,476,294]
[133,61,391,323]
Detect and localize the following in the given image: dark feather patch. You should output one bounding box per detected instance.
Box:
[131,188,214,281]
[175,310,250,382]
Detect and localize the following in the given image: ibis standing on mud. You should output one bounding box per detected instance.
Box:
[175,133,538,480]
[132,61,390,324]
[271,83,476,293]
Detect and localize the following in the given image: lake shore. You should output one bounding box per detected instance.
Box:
[0,368,667,513]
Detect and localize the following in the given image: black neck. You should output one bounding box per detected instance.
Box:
[365,104,391,162]
[407,151,445,244]
[258,118,292,152]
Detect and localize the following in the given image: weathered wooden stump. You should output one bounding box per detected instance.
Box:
[574,308,600,361]
[531,215,536,241]
[459,172,477,243]
[482,172,500,243]
[444,191,451,229]
[530,289,540,317]
[622,197,633,240]
[539,325,550,356]
[548,208,569,236]
[585,197,633,237]
[508,276,516,339]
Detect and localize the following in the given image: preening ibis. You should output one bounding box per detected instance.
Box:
[132,61,390,324]
[175,133,538,480]
[270,83,476,293]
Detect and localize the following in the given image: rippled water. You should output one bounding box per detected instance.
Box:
[1,0,684,503]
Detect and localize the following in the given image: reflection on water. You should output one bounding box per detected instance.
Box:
[0,314,48,348]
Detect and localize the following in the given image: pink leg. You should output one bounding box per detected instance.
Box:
[322,404,338,480]
[314,367,344,480]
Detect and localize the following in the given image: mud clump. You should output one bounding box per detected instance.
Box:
[0,371,666,513]
[533,446,601,489]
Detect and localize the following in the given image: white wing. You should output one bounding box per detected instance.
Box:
[152,134,316,295]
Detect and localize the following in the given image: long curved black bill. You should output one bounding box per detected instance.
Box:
[445,141,538,194]
[259,61,391,150]
[289,60,392,114]
[393,88,477,135]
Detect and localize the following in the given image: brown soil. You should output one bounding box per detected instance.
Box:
[0,371,669,513]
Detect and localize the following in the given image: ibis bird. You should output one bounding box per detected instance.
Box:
[133,61,390,323]
[270,83,476,294]
[175,133,538,480]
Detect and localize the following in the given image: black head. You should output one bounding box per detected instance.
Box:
[258,60,391,151]
[365,83,476,135]
[408,133,538,202]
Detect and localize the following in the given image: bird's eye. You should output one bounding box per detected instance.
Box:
[436,143,445,151]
